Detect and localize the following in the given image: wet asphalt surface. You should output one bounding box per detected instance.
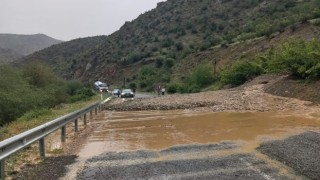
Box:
[258,131,320,180]
[71,108,320,180]
[76,142,304,180]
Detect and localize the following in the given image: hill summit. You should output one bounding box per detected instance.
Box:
[0,33,62,64]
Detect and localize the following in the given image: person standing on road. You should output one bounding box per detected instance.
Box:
[161,87,165,96]
[117,89,120,97]
[157,85,161,97]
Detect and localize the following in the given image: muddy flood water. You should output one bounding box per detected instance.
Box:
[78,110,320,158]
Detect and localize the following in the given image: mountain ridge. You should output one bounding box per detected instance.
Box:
[0,33,62,64]
[17,0,320,86]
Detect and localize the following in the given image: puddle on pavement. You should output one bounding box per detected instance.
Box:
[79,110,320,158]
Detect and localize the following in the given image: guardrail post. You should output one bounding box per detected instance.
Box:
[61,126,66,142]
[74,119,78,132]
[84,114,87,125]
[39,138,45,158]
[90,111,93,119]
[95,108,98,115]
[0,159,4,180]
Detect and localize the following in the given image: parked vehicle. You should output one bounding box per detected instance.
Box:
[98,83,108,92]
[112,89,120,96]
[121,89,134,98]
[94,81,108,92]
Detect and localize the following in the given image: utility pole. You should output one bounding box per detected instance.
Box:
[213,59,217,77]
[123,77,126,89]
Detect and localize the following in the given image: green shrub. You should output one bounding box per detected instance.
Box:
[266,39,320,80]
[129,83,137,90]
[0,64,91,126]
[22,62,60,88]
[175,42,184,51]
[167,83,179,94]
[221,60,263,86]
[161,38,174,48]
[190,64,215,88]
[19,109,52,122]
[164,58,175,68]
[66,80,84,95]
[188,85,201,93]
[155,58,163,68]
[70,88,95,102]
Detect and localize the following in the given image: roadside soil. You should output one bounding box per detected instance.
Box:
[12,74,320,179]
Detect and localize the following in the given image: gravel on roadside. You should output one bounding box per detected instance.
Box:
[12,155,77,180]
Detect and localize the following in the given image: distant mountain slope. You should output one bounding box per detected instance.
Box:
[0,47,23,64]
[18,36,107,76]
[19,0,320,84]
[0,33,62,63]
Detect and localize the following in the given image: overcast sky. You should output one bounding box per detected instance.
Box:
[0,0,165,41]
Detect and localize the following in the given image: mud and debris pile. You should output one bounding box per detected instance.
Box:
[105,75,312,113]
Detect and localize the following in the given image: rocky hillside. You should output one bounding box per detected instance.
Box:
[19,0,320,85]
[0,33,62,64]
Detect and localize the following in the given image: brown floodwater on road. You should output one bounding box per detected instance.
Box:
[78,110,320,158]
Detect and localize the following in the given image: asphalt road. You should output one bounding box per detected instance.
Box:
[110,92,157,99]
[76,143,301,180]
[134,92,157,98]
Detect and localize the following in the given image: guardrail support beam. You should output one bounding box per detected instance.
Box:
[39,138,45,158]
[0,159,4,180]
[61,126,66,142]
[95,108,98,115]
[90,111,93,119]
[84,114,87,125]
[74,119,78,132]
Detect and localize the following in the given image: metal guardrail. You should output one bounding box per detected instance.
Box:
[0,97,111,179]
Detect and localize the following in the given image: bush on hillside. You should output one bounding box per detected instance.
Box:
[167,83,178,94]
[138,65,171,91]
[0,64,95,126]
[220,60,263,86]
[190,64,216,88]
[70,88,95,102]
[266,39,320,80]
[66,80,84,95]
[22,62,60,88]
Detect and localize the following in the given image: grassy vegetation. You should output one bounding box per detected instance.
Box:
[220,60,263,86]
[265,39,320,80]
[1,97,103,176]
[166,38,320,92]
[0,62,102,178]
[0,95,100,141]
[0,92,100,178]
[0,63,96,127]
[219,39,320,87]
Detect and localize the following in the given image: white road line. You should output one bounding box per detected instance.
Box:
[240,158,275,180]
